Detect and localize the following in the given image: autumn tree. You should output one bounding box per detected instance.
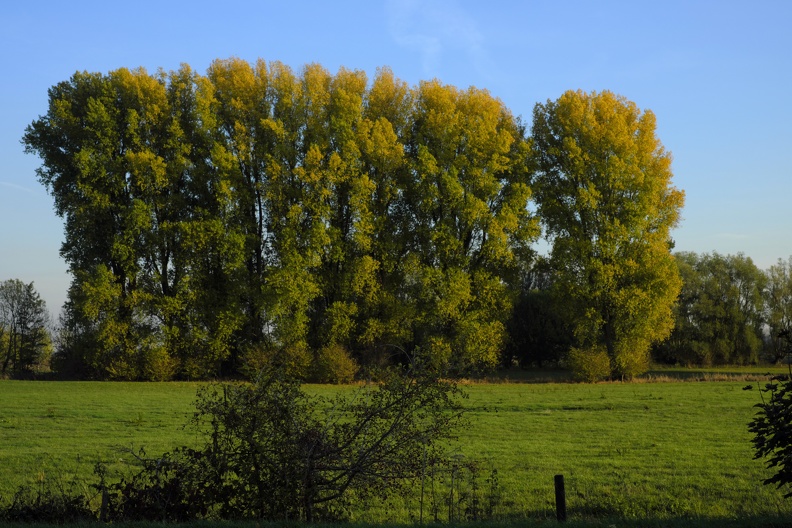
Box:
[22,70,143,378]
[24,59,538,379]
[23,66,245,380]
[530,90,684,379]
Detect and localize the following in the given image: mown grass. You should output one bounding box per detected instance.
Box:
[0,381,201,494]
[1,373,790,525]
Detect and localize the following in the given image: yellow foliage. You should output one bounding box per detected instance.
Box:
[568,346,612,382]
[311,344,358,384]
[533,90,684,379]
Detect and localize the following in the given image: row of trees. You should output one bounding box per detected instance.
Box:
[23,58,684,380]
[657,253,792,366]
[9,248,787,380]
[510,252,792,374]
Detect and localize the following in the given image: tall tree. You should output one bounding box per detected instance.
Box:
[24,66,245,379]
[23,70,141,378]
[399,80,537,371]
[24,59,539,379]
[531,90,684,379]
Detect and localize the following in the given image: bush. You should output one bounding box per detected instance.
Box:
[142,346,178,381]
[101,449,214,521]
[0,481,94,523]
[310,344,358,383]
[0,366,466,523]
[241,342,312,379]
[103,364,465,522]
[613,340,650,380]
[748,373,792,497]
[568,346,611,382]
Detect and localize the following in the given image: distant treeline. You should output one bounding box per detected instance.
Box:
[21,59,686,381]
[511,252,792,372]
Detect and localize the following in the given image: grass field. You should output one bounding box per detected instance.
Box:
[1,373,791,525]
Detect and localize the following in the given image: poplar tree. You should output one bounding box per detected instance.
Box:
[24,60,538,378]
[531,90,684,379]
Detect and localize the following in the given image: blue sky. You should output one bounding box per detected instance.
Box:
[1,0,790,316]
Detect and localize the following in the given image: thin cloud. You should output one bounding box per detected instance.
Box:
[387,0,490,79]
[0,181,34,193]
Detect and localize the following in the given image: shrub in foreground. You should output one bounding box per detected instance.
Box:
[99,364,465,522]
[0,482,93,523]
[749,372,792,497]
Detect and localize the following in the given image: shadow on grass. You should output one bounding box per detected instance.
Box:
[470,366,787,384]
[405,516,792,528]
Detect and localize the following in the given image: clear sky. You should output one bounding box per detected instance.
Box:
[1,0,790,317]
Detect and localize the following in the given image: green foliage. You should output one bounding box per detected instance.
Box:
[567,346,611,382]
[24,60,538,379]
[656,252,766,366]
[0,280,51,377]
[97,365,465,522]
[141,345,179,382]
[749,371,792,497]
[612,338,650,379]
[530,90,684,379]
[765,257,792,362]
[310,344,359,384]
[0,480,93,523]
[506,260,573,367]
[240,342,312,380]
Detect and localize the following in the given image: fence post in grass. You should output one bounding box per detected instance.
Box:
[99,487,108,522]
[419,440,426,524]
[554,474,566,522]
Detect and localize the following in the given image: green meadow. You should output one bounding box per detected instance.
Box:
[1,374,791,524]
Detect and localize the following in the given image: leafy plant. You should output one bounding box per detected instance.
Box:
[310,343,358,383]
[568,346,611,382]
[101,363,465,521]
[749,368,792,497]
[531,90,684,380]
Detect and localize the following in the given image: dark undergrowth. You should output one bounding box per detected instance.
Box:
[1,517,792,528]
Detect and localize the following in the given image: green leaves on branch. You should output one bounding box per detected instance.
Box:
[749,363,792,498]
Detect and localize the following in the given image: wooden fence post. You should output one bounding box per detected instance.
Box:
[99,488,108,522]
[554,474,566,522]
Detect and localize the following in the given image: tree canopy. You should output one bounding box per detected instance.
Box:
[656,251,767,366]
[24,59,538,379]
[530,90,684,379]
